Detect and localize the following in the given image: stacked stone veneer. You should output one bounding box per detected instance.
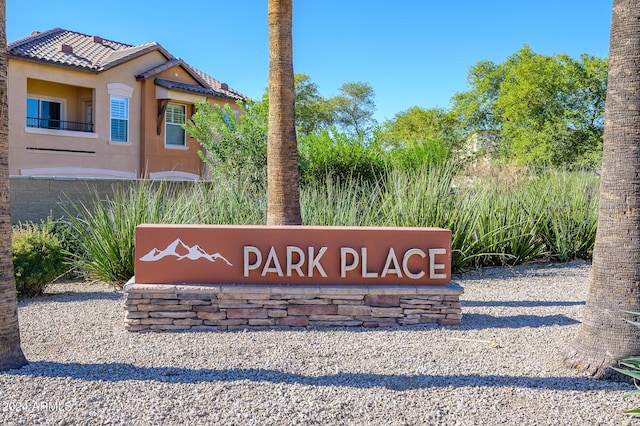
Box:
[124,280,464,331]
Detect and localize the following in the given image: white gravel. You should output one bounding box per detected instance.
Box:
[1,260,637,425]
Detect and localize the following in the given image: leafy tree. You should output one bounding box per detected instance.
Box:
[187,72,383,190]
[294,74,333,137]
[451,60,503,132]
[330,81,377,139]
[453,46,608,167]
[185,100,267,188]
[382,106,463,151]
[260,75,380,141]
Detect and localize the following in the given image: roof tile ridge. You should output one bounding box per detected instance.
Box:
[58,28,135,48]
[187,64,247,100]
[179,61,213,88]
[135,58,181,80]
[8,27,65,49]
[99,41,168,71]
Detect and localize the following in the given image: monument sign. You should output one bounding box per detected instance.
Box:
[125,224,462,331]
[134,224,451,285]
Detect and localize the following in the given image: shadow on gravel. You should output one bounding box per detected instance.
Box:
[5,361,630,392]
[460,313,580,329]
[19,291,123,306]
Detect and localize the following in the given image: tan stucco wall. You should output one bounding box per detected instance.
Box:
[9,54,164,177]
[139,65,242,178]
[140,64,202,178]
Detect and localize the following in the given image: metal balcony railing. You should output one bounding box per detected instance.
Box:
[27,117,94,133]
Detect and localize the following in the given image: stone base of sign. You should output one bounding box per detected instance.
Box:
[123,279,464,331]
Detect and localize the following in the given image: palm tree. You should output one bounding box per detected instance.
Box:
[565,0,640,379]
[266,0,302,225]
[0,0,28,371]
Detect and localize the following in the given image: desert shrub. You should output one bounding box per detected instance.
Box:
[377,162,482,270]
[466,183,547,267]
[39,217,84,277]
[387,139,452,171]
[185,100,267,190]
[12,222,66,297]
[62,181,184,284]
[299,128,385,185]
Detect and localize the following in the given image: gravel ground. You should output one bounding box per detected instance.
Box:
[1,260,637,425]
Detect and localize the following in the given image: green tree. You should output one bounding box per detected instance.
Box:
[330,81,377,139]
[185,99,268,188]
[259,75,380,140]
[453,46,608,167]
[382,106,462,150]
[294,74,333,137]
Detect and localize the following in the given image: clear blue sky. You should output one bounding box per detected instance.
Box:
[7,1,612,124]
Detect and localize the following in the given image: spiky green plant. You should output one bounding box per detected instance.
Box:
[60,161,601,283]
[613,311,640,416]
[534,170,599,261]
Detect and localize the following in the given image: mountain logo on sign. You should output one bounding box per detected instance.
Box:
[139,238,233,266]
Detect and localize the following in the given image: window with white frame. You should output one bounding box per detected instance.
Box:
[165,103,186,147]
[110,96,129,142]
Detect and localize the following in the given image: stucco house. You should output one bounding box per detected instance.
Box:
[8,28,246,180]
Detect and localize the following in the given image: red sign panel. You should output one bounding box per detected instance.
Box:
[134,225,452,286]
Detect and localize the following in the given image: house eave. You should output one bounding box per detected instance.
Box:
[8,53,103,73]
[154,78,239,102]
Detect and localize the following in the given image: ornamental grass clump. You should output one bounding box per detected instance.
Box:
[61,160,600,283]
[301,177,383,226]
[62,180,266,283]
[534,170,599,261]
[465,181,546,267]
[62,181,174,284]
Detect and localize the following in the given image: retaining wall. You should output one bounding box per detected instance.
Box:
[123,281,464,331]
[9,177,195,224]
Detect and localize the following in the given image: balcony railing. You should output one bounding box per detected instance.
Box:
[27,117,94,133]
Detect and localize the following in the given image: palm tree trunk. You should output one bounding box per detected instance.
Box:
[0,0,27,371]
[266,0,302,225]
[565,0,640,379]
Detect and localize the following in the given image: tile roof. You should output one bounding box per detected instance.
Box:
[187,65,246,102]
[155,78,221,98]
[9,28,246,102]
[8,28,162,71]
[136,58,245,101]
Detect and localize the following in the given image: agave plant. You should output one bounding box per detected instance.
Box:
[613,311,640,416]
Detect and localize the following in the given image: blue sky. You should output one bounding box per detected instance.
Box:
[7,1,611,123]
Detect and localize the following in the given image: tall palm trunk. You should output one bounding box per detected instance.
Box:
[266,0,302,225]
[0,0,28,371]
[565,0,640,379]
